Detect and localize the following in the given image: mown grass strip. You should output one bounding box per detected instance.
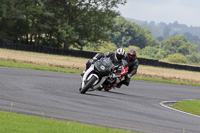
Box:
[132,77,200,87]
[0,111,137,133]
[0,60,82,74]
[172,100,200,116]
[0,60,200,87]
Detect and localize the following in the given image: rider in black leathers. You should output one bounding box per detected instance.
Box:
[117,49,139,88]
[82,48,126,76]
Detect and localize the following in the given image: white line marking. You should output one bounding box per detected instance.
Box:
[160,100,200,118]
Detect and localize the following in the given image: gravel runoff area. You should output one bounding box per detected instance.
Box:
[0,49,200,84]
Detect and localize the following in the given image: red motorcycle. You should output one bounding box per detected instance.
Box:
[103,61,129,91]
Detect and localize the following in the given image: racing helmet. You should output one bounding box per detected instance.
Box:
[127,49,137,61]
[115,48,125,61]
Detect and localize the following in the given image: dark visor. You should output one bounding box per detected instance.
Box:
[128,54,135,59]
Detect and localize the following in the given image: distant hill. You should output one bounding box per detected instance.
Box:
[126,18,200,50]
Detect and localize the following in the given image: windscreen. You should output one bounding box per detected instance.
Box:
[94,57,115,76]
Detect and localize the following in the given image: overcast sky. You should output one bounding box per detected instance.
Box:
[116,0,200,27]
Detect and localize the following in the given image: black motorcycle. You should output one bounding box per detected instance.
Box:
[79,57,120,94]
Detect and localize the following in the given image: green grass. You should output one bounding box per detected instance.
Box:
[172,100,200,116]
[0,60,82,74]
[132,77,200,87]
[0,111,137,133]
[0,60,200,87]
[139,64,200,74]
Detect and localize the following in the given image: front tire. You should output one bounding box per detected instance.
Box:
[80,76,97,94]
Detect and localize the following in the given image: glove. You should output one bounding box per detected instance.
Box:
[112,73,121,78]
[89,59,96,64]
[109,73,115,79]
[109,73,117,79]
[91,58,97,64]
[127,74,131,78]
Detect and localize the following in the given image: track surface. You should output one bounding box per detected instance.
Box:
[0,67,200,133]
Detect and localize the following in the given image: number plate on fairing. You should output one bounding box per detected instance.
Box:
[100,65,105,70]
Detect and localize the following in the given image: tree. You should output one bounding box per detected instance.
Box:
[0,0,45,44]
[157,36,164,42]
[141,46,158,58]
[162,35,198,57]
[177,44,189,55]
[162,35,187,55]
[0,0,127,50]
[0,0,7,42]
[186,53,200,64]
[163,26,171,39]
[0,0,6,21]
[184,32,200,51]
[62,0,127,50]
[110,17,159,49]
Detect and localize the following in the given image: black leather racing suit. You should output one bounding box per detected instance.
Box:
[124,55,139,77]
[117,55,139,87]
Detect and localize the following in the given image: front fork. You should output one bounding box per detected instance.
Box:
[81,65,99,89]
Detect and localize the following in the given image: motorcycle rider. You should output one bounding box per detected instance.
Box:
[81,48,126,77]
[117,48,139,88]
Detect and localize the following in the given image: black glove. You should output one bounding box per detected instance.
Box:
[91,58,97,64]
[89,59,95,64]
[111,73,121,78]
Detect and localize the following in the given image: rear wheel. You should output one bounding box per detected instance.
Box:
[80,76,97,94]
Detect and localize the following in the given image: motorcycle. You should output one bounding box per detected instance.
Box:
[79,57,129,94]
[102,60,129,91]
[79,57,118,94]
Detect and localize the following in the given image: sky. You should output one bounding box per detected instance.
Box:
[116,0,200,27]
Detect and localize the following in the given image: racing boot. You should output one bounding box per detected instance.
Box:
[124,78,130,86]
[116,81,123,88]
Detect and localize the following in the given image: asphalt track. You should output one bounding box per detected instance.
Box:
[0,67,200,133]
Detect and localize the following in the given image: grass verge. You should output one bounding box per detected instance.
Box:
[132,77,200,87]
[0,111,137,133]
[0,60,200,87]
[172,100,200,116]
[0,60,82,74]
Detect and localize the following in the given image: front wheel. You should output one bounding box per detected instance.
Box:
[80,76,97,94]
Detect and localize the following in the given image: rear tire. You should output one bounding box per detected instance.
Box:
[80,76,97,94]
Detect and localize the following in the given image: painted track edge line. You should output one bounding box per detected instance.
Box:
[160,101,200,118]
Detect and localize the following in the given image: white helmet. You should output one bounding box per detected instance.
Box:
[115,48,125,61]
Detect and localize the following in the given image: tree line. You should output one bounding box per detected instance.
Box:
[83,17,200,64]
[0,0,126,50]
[128,19,200,51]
[0,0,199,64]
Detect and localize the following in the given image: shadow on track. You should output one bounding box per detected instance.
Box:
[105,90,136,97]
[102,90,147,101]
[84,90,133,97]
[83,90,142,100]
[85,93,107,98]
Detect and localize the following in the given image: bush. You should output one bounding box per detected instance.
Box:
[186,53,200,63]
[167,53,187,64]
[155,54,164,60]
